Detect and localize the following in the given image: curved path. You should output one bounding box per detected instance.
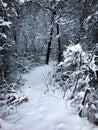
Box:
[2,64,98,130]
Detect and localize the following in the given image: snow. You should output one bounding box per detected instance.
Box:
[68,44,82,52]
[19,0,25,3]
[0,0,7,7]
[0,33,7,39]
[0,63,98,130]
[56,0,60,2]
[86,15,92,22]
[19,0,30,3]
[77,92,85,98]
[57,61,63,66]
[95,11,98,15]
[0,19,12,28]
[90,55,98,71]
[95,113,98,118]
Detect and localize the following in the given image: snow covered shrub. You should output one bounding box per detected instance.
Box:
[0,75,28,119]
[54,43,98,124]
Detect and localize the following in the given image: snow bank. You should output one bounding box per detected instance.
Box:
[68,43,82,52]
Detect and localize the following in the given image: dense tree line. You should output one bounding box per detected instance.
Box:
[0,0,23,118]
[0,0,98,123]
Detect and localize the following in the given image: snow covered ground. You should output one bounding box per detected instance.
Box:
[0,63,98,130]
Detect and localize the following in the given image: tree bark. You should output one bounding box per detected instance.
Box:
[57,23,62,63]
[45,0,56,64]
[46,26,53,64]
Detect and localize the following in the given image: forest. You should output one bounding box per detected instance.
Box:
[0,0,98,130]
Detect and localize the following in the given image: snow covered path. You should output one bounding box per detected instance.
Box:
[1,64,98,130]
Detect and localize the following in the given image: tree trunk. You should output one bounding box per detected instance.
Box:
[45,0,56,64]
[46,26,53,64]
[57,23,62,63]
